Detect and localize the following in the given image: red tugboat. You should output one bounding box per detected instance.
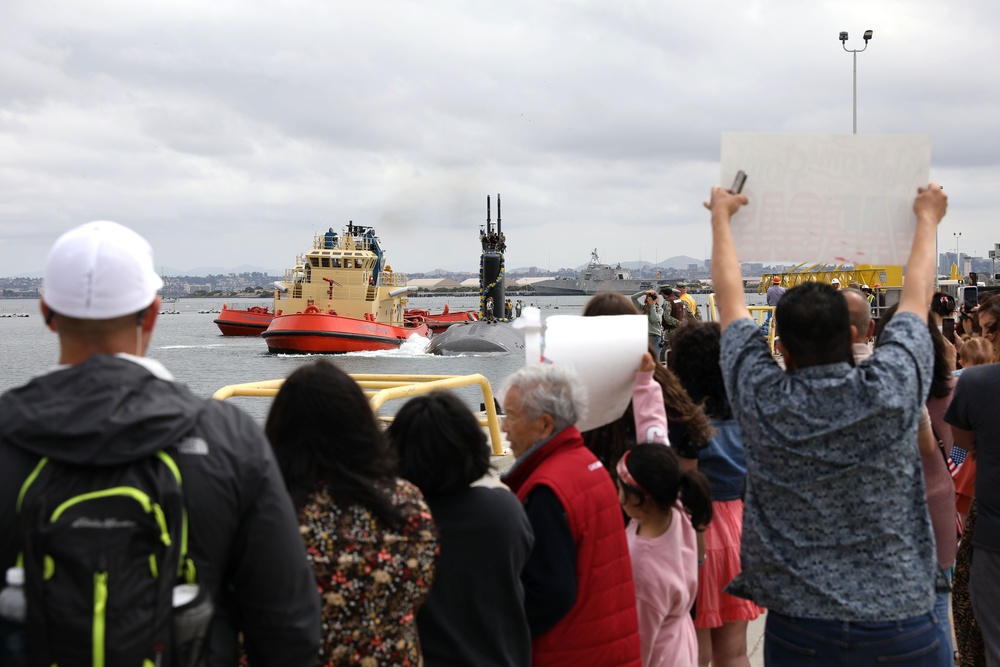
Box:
[262,310,428,353]
[260,223,431,354]
[215,227,474,338]
[213,303,274,336]
[403,304,478,334]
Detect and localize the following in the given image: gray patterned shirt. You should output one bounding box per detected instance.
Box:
[720,314,937,620]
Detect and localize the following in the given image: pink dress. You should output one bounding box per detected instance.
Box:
[626,507,698,667]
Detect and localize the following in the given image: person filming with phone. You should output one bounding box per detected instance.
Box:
[631,289,664,356]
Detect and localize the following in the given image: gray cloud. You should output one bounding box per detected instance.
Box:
[1,0,998,277]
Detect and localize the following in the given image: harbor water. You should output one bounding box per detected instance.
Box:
[0,293,766,424]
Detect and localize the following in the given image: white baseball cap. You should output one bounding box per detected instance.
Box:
[43,221,163,320]
[831,278,841,285]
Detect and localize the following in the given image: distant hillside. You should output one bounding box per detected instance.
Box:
[161,264,281,276]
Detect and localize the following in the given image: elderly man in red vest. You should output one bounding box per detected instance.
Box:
[500,364,641,667]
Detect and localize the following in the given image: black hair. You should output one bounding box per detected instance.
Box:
[265,360,404,527]
[775,282,853,368]
[618,444,713,530]
[873,304,953,400]
[668,322,731,420]
[387,392,492,497]
[582,291,639,316]
[931,292,956,318]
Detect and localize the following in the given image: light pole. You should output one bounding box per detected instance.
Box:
[954,232,962,281]
[839,30,873,134]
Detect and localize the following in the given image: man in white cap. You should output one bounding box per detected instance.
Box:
[0,221,320,664]
[830,277,842,290]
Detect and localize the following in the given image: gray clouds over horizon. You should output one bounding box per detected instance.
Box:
[1,0,998,276]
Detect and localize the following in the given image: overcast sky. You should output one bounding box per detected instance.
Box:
[1,0,998,277]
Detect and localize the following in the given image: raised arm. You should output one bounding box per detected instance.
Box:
[706,187,750,331]
[898,183,948,319]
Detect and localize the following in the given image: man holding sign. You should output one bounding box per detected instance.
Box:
[707,181,950,665]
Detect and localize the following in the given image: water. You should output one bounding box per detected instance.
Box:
[0,293,765,423]
[0,296,575,423]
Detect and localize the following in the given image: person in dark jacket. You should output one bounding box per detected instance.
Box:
[388,391,534,667]
[0,221,321,665]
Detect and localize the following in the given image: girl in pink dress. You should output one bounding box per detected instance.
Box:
[618,445,713,667]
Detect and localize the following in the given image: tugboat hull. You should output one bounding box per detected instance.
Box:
[214,305,274,336]
[404,307,478,334]
[262,311,430,354]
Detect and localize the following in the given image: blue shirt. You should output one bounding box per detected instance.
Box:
[720,314,937,621]
[698,419,747,502]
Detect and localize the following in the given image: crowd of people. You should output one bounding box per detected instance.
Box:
[2,181,998,667]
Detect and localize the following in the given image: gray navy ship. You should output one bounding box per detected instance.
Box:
[530,248,656,296]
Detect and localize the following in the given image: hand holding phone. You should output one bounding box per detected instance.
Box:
[942,318,956,344]
[730,170,747,194]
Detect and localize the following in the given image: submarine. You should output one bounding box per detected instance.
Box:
[427,194,525,355]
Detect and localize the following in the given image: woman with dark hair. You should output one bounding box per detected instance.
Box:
[930,291,956,328]
[266,360,438,666]
[387,392,533,667]
[668,322,763,667]
[974,294,1000,362]
[618,444,713,667]
[580,292,713,477]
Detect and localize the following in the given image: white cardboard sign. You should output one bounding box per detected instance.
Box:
[721,133,931,265]
[541,314,647,433]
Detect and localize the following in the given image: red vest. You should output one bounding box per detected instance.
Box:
[504,426,642,667]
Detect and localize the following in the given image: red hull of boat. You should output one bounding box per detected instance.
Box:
[404,308,478,334]
[262,312,431,354]
[213,307,275,336]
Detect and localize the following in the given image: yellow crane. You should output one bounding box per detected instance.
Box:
[758,264,900,293]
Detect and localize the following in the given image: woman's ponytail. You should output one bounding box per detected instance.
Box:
[679,468,713,530]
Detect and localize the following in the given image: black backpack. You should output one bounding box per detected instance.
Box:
[14,450,195,666]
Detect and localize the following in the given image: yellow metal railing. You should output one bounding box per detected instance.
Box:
[758,264,892,294]
[706,295,777,356]
[213,373,506,456]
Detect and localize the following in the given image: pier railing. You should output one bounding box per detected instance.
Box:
[705,295,778,356]
[213,373,506,456]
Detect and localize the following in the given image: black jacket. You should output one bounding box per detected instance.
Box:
[0,354,321,666]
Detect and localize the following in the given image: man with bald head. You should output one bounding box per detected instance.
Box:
[843,287,876,360]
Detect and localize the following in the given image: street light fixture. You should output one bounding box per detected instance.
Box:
[840,29,874,134]
[954,232,962,280]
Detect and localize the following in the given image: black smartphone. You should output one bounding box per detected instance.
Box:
[942,318,955,344]
[961,285,979,313]
[730,170,747,194]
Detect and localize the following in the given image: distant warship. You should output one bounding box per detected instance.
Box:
[529,248,655,296]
